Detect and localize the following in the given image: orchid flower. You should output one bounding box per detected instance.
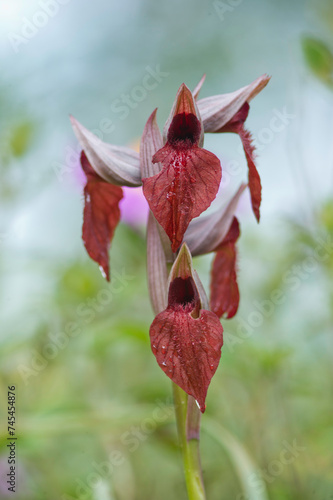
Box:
[142,84,221,253]
[149,243,223,412]
[70,74,269,499]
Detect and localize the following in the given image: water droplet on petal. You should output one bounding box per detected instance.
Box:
[162,361,167,367]
[152,344,157,354]
[195,399,205,412]
[99,266,107,279]
[161,345,167,354]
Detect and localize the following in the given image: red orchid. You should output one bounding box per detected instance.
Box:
[149,244,223,412]
[70,75,268,496]
[70,75,268,412]
[140,108,241,411]
[142,84,221,252]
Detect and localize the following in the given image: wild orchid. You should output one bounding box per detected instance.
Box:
[70,73,269,499]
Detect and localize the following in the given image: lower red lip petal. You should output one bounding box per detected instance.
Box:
[150,305,223,413]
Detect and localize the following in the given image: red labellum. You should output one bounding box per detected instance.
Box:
[150,245,223,412]
[143,109,221,252]
[210,217,240,319]
[81,151,123,281]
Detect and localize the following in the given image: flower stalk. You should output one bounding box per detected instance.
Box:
[150,227,207,499]
[173,383,206,500]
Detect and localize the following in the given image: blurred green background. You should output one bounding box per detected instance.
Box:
[1,0,333,499]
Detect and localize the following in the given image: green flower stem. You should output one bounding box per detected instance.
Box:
[173,383,206,500]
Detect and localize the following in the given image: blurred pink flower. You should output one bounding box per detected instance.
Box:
[120,186,149,228]
[69,146,85,188]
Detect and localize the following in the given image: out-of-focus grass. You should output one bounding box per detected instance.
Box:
[0,181,332,499]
